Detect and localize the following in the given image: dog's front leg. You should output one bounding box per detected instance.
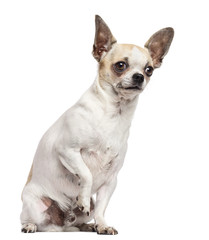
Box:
[58,148,92,215]
[94,178,118,235]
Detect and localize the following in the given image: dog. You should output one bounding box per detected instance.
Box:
[20,15,174,234]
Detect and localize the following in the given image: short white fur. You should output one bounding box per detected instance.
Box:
[20,15,174,234]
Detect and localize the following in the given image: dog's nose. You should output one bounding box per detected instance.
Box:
[132,73,144,85]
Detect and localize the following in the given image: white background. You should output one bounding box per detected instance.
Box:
[0,0,208,239]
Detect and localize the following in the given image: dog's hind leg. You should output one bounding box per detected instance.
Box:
[21,186,66,233]
[20,195,46,233]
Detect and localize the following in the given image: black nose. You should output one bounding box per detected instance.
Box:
[132,73,144,85]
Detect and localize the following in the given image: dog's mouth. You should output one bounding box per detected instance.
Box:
[124,86,142,90]
[116,83,143,92]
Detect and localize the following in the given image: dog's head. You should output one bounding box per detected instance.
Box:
[93,15,174,100]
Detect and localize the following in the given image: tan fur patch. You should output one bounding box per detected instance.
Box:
[25,163,33,185]
[21,163,33,200]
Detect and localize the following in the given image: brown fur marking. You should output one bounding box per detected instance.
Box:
[42,197,76,227]
[44,199,65,226]
[41,197,95,227]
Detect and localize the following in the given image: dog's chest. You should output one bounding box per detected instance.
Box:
[80,113,130,191]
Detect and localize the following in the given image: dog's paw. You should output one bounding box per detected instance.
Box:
[21,223,37,233]
[95,224,118,235]
[78,223,96,232]
[76,195,90,216]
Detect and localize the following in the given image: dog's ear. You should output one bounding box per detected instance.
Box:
[144,28,174,68]
[92,15,117,62]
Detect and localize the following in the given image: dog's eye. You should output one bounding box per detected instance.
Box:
[145,66,154,77]
[114,61,127,72]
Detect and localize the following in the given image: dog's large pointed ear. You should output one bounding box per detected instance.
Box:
[92,15,117,62]
[144,28,174,68]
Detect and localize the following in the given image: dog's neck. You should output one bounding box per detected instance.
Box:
[92,76,139,116]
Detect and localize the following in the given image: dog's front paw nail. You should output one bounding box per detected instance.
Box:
[96,225,118,235]
[76,195,90,215]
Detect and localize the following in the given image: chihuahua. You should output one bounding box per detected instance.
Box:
[21,15,174,234]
